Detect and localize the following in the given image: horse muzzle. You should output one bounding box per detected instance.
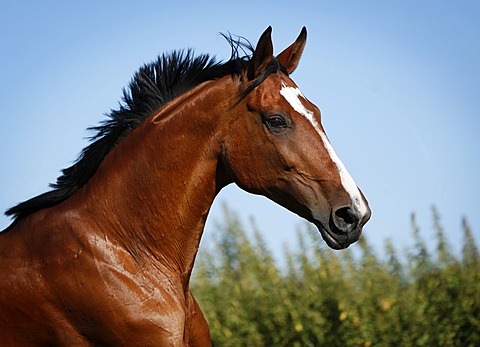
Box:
[314,204,371,250]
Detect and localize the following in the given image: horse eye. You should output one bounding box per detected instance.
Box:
[265,115,288,129]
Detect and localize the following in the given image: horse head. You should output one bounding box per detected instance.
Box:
[221,27,371,249]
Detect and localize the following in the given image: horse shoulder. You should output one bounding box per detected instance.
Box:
[0,209,196,346]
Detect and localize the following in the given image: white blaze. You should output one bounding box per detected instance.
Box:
[279,84,368,217]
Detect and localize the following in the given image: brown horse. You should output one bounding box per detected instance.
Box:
[0,27,370,346]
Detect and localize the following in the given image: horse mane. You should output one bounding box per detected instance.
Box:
[5,34,284,222]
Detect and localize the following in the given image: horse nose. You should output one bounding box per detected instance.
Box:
[332,205,360,233]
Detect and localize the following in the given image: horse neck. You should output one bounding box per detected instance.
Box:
[76,78,234,283]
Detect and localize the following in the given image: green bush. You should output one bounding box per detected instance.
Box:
[191,207,480,346]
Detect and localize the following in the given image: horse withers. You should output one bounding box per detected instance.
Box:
[0,27,370,346]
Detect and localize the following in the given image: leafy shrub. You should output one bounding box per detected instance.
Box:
[191,207,480,346]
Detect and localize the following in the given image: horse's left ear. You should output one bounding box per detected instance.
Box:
[247,26,274,80]
[277,27,307,74]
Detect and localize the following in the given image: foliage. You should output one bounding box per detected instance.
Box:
[191,207,480,346]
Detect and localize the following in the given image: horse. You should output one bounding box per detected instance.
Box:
[0,27,370,346]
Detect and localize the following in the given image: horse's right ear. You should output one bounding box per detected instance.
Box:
[247,26,274,80]
[276,27,307,74]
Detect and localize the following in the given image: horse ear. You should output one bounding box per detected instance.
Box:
[276,27,307,74]
[247,26,274,80]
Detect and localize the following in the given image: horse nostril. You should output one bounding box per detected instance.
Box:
[332,206,359,233]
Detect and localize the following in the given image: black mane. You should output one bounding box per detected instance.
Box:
[5,34,285,222]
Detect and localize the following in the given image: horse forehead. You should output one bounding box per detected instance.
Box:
[279,83,322,130]
[254,76,310,110]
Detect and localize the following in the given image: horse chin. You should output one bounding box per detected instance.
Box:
[313,221,361,250]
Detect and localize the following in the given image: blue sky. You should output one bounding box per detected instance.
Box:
[1,1,479,262]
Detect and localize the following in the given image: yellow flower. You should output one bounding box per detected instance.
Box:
[380,299,393,312]
[294,323,304,332]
